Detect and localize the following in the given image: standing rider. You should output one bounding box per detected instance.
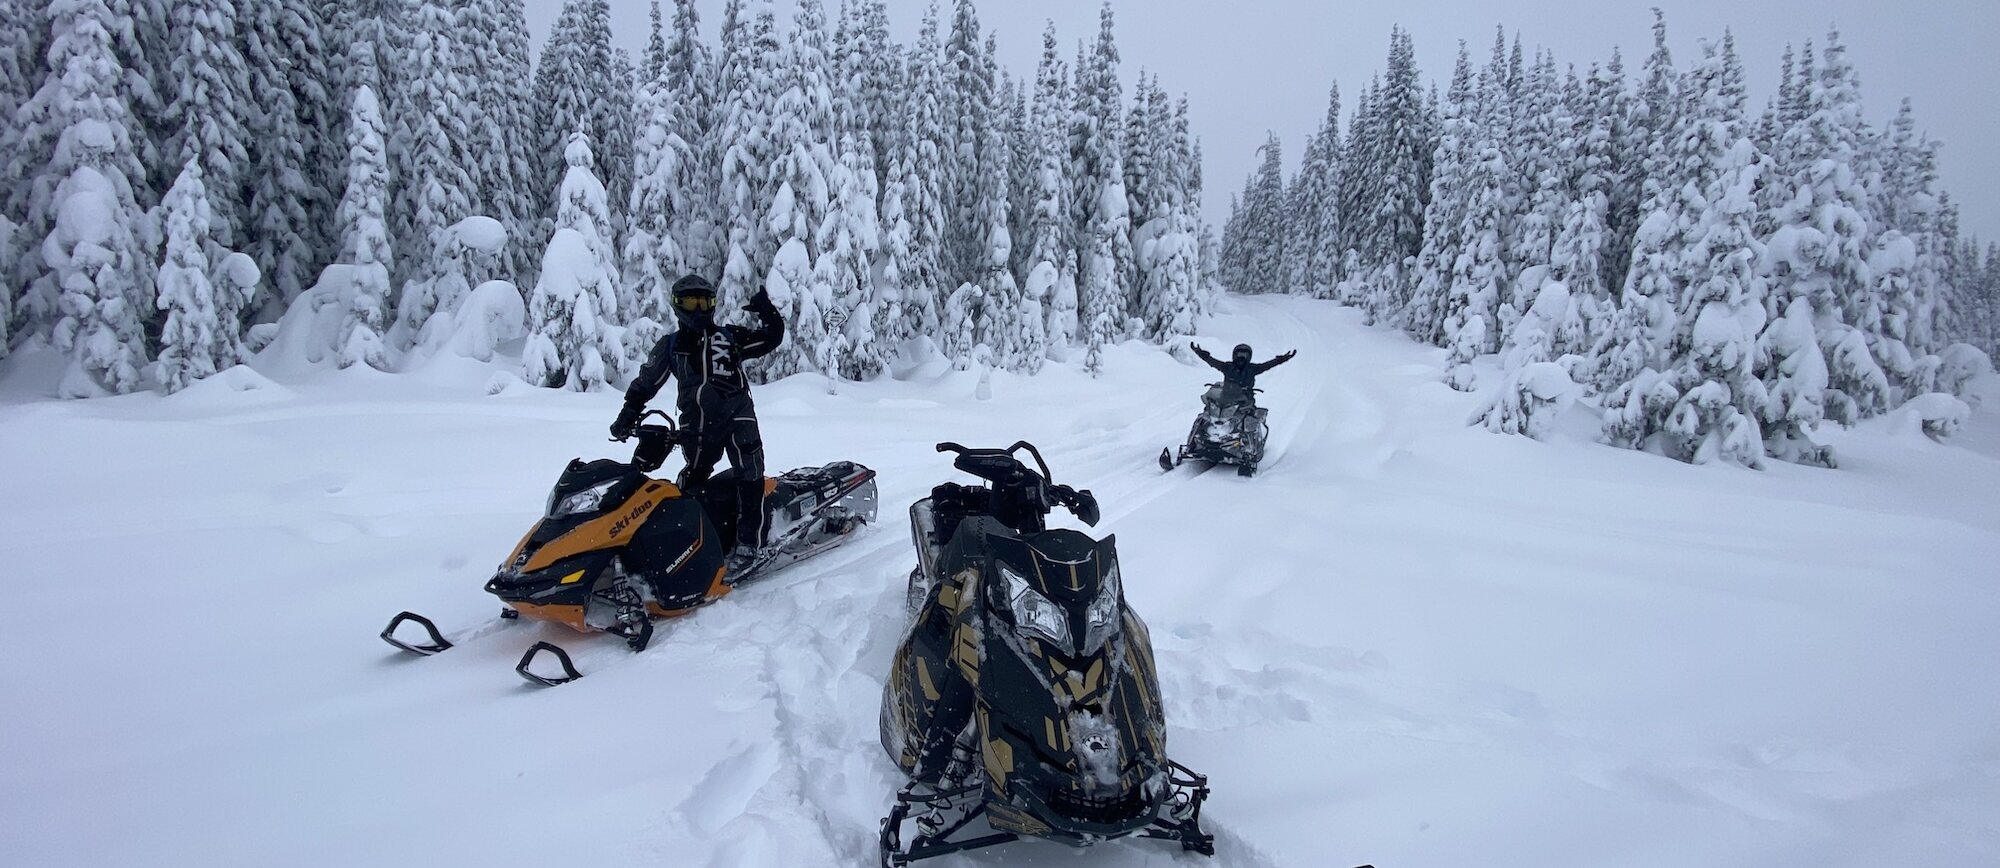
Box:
[612,275,785,573]
[1190,342,1297,414]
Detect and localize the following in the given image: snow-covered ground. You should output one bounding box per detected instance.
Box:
[3,294,1997,867]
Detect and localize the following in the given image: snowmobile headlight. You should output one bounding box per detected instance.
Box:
[1082,561,1122,650]
[549,479,619,518]
[999,562,1071,653]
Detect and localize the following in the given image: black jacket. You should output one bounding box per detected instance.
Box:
[622,305,784,431]
[1193,347,1292,393]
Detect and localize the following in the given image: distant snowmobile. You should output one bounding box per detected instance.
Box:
[380,411,877,686]
[1160,385,1271,476]
[1160,343,1292,476]
[878,441,1214,865]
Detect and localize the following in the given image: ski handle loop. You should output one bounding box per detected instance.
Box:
[933,442,1098,526]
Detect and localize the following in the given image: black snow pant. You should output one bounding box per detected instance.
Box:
[679,407,768,552]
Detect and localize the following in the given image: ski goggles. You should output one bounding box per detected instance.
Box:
[674,294,718,312]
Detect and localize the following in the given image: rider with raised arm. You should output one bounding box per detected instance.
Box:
[611,275,784,572]
[1189,342,1297,414]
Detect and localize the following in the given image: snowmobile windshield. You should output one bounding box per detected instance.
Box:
[545,460,640,519]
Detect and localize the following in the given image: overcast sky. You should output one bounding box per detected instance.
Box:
[528,0,2000,243]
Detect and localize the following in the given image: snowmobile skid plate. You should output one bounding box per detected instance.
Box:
[515,641,584,687]
[380,611,454,655]
[878,760,1218,865]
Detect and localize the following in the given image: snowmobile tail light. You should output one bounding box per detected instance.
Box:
[1000,562,1071,653]
[550,479,619,518]
[1082,561,1121,650]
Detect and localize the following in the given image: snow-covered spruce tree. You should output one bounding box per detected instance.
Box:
[0,0,48,352]
[975,95,1024,371]
[1022,23,1072,311]
[814,133,884,381]
[164,0,252,256]
[471,0,539,285]
[393,0,475,339]
[1498,52,1572,345]
[1136,91,1203,342]
[242,0,330,313]
[1045,250,1080,361]
[752,0,836,381]
[27,0,156,395]
[1758,297,1834,466]
[1070,2,1128,321]
[661,0,717,277]
[523,132,626,391]
[1303,83,1344,298]
[335,85,394,372]
[154,157,223,393]
[624,35,697,343]
[940,0,990,290]
[880,5,947,345]
[713,0,783,310]
[1371,27,1432,279]
[1763,28,1882,424]
[1236,134,1285,293]
[1004,75,1036,283]
[1656,137,1770,467]
[1441,83,1509,356]
[530,1,628,265]
[1407,42,1475,346]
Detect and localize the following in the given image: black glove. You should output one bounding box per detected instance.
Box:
[1190,342,1205,355]
[1279,350,1298,362]
[746,289,778,314]
[610,403,643,440]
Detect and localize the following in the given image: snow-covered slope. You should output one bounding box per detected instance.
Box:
[3,295,1997,867]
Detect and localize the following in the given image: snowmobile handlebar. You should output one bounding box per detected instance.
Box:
[631,411,679,473]
[934,441,1099,527]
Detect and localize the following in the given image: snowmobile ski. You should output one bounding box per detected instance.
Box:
[380,611,454,655]
[515,641,585,687]
[1158,446,1179,472]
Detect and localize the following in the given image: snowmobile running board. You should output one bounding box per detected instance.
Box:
[515,641,584,687]
[380,612,453,655]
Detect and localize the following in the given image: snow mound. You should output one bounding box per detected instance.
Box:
[442,281,526,362]
[482,370,534,396]
[1887,392,1973,442]
[166,364,293,405]
[256,264,354,372]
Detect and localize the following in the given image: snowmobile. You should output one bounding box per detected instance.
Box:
[380,411,878,686]
[1160,382,1270,476]
[878,441,1214,865]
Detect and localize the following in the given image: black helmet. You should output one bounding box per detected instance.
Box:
[671,274,717,328]
[1232,343,1253,364]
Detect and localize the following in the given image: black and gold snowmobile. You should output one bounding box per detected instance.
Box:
[381,411,877,685]
[878,441,1214,865]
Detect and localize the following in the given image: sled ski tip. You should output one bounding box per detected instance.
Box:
[381,611,453,655]
[516,641,584,687]
[1158,447,1176,472]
